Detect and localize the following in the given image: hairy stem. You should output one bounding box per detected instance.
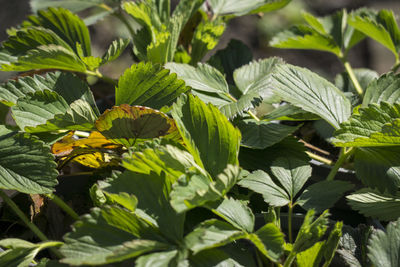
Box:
[341,59,363,96]
[306,151,333,166]
[0,190,63,258]
[45,194,79,221]
[283,251,296,267]
[288,203,293,244]
[326,147,355,181]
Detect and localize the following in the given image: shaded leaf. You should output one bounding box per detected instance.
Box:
[247,223,284,262]
[362,72,400,107]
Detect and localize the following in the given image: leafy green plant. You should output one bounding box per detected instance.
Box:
[0,1,399,266]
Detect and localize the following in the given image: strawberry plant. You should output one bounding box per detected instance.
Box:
[0,1,400,266]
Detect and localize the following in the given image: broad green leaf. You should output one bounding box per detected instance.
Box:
[208,39,253,84]
[211,197,254,233]
[136,250,182,267]
[335,68,378,96]
[189,248,251,267]
[0,72,97,112]
[101,38,130,65]
[60,208,167,265]
[271,157,311,200]
[190,20,225,64]
[293,210,330,253]
[367,217,400,266]
[296,241,324,267]
[116,62,189,109]
[269,64,352,129]
[209,0,290,17]
[170,165,239,213]
[12,90,97,132]
[262,104,320,121]
[237,119,298,149]
[247,223,284,262]
[0,127,58,194]
[95,105,177,147]
[354,147,400,194]
[1,45,86,72]
[347,189,400,221]
[363,72,400,107]
[100,170,185,241]
[24,7,92,56]
[233,58,283,95]
[166,63,229,94]
[238,170,289,206]
[184,219,244,253]
[349,9,400,61]
[297,181,354,213]
[171,94,241,178]
[333,102,400,147]
[0,239,62,267]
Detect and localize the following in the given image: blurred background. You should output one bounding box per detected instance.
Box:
[0,0,399,83]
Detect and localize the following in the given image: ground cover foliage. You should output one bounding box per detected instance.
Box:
[0,0,399,266]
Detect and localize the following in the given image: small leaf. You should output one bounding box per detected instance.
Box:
[296,241,325,267]
[116,62,189,109]
[297,180,354,213]
[101,38,130,65]
[347,188,400,221]
[247,223,284,262]
[95,105,177,147]
[0,127,58,194]
[269,63,351,129]
[362,72,400,107]
[184,219,244,254]
[333,102,400,147]
[367,217,400,266]
[209,0,291,17]
[171,94,241,178]
[31,0,102,13]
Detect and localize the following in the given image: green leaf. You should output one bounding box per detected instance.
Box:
[247,223,284,262]
[237,119,298,149]
[95,105,177,147]
[30,0,102,13]
[208,39,253,84]
[367,217,400,266]
[166,63,229,94]
[269,64,352,129]
[190,20,226,64]
[12,90,97,132]
[349,9,400,60]
[170,165,239,213]
[262,104,320,121]
[296,241,325,267]
[25,7,92,56]
[101,38,130,65]
[0,127,58,194]
[363,72,400,107]
[171,94,241,178]
[184,219,244,254]
[0,239,62,267]
[271,156,311,200]
[353,147,400,194]
[100,170,185,242]
[209,0,291,17]
[1,45,86,72]
[297,181,354,213]
[60,208,167,265]
[136,250,182,267]
[211,197,254,233]
[333,102,400,147]
[238,170,290,206]
[347,188,400,221]
[292,210,330,253]
[233,58,283,95]
[116,62,189,109]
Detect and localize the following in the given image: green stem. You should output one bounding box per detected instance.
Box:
[0,190,63,258]
[306,151,333,166]
[326,147,355,181]
[391,59,400,73]
[283,252,296,267]
[288,203,293,244]
[45,194,79,221]
[341,58,363,96]
[85,70,117,86]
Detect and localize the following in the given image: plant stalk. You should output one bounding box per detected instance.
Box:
[0,190,63,258]
[85,70,117,86]
[288,203,293,244]
[391,59,400,73]
[326,147,355,181]
[283,252,296,267]
[341,59,363,96]
[45,194,80,221]
[306,151,333,166]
